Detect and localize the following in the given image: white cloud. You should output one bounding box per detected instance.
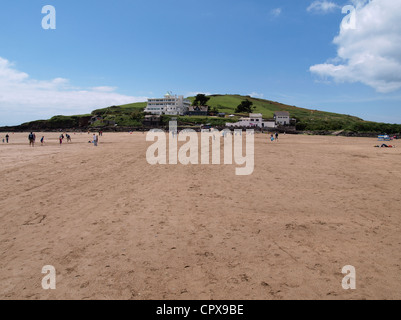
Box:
[310,0,401,93]
[307,1,340,14]
[249,92,264,99]
[91,86,117,92]
[0,57,147,125]
[350,0,370,8]
[271,8,282,17]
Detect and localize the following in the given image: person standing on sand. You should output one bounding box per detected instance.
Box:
[59,134,63,145]
[5,134,9,143]
[275,132,279,141]
[41,136,45,145]
[28,132,35,147]
[92,134,99,146]
[93,135,99,146]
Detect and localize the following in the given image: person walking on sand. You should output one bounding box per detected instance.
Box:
[59,134,63,145]
[5,134,9,143]
[28,132,35,147]
[93,134,99,147]
[66,134,71,143]
[270,134,274,142]
[40,136,45,145]
[275,132,279,141]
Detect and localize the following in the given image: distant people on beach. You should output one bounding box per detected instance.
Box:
[41,136,45,145]
[59,134,63,145]
[28,132,35,147]
[375,144,395,148]
[66,134,72,143]
[5,134,9,143]
[275,132,279,141]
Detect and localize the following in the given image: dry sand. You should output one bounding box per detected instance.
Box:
[0,131,400,300]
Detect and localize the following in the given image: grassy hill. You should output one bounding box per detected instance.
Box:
[3,94,401,133]
[191,95,365,130]
[90,94,400,133]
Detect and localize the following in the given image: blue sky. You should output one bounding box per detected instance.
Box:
[0,0,400,126]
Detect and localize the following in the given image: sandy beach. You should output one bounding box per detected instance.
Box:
[0,132,400,300]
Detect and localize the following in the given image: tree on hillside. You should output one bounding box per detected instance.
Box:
[192,94,210,106]
[235,99,255,114]
[208,106,219,116]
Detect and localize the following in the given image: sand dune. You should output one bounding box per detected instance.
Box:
[0,132,400,300]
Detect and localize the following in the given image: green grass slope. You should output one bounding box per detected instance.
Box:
[193,94,362,120]
[188,95,400,132]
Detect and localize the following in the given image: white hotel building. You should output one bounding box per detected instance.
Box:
[144,93,191,116]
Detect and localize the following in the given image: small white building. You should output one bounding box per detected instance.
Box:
[226,113,277,129]
[144,93,191,116]
[274,111,290,125]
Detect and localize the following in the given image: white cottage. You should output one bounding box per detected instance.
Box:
[226,113,276,129]
[274,111,290,125]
